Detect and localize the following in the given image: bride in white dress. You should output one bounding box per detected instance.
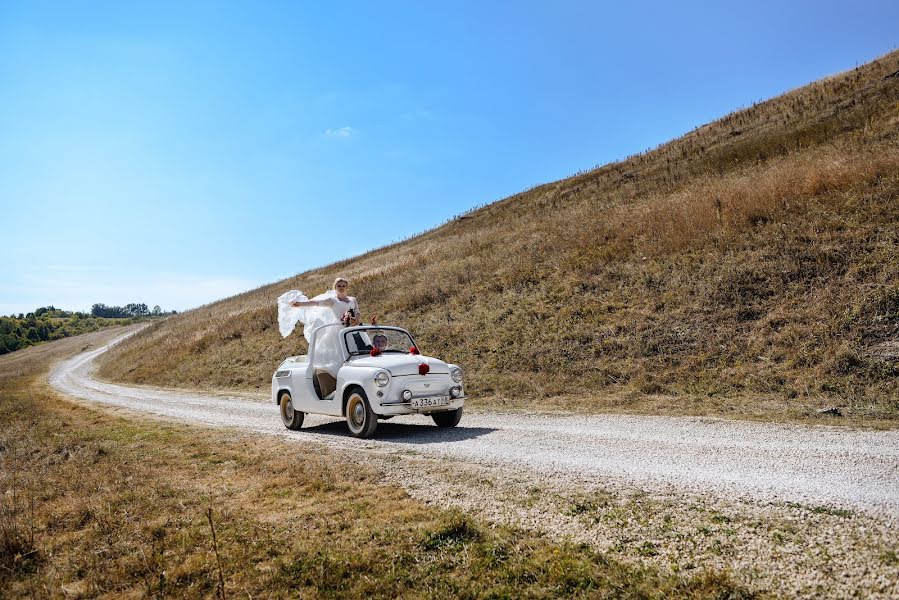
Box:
[276,277,361,377]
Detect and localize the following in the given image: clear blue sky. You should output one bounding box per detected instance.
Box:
[1,1,897,315]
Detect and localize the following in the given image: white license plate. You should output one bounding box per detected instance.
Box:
[411,395,450,409]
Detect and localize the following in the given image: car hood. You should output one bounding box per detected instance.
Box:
[348,354,449,376]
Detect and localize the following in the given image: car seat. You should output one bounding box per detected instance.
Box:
[313,370,337,400]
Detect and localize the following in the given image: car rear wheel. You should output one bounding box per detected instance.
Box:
[279,391,304,430]
[432,407,463,428]
[345,388,378,438]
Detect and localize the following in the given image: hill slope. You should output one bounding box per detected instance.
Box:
[100,52,899,422]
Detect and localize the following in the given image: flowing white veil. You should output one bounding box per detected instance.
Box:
[277,289,343,376]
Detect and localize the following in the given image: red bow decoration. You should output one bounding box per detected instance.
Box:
[409,346,420,355]
[370,348,382,357]
[418,362,430,376]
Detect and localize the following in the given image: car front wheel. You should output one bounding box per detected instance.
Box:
[279,391,304,430]
[432,407,463,428]
[345,388,378,438]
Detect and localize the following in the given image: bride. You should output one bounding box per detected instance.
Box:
[277,277,361,378]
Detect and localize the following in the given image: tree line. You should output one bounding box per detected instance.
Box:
[89,303,174,318]
[0,304,176,356]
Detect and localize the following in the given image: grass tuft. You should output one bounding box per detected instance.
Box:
[421,510,482,550]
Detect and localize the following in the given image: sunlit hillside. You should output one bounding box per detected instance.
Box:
[100,51,899,422]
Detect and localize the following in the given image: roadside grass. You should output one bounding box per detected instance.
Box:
[99,51,899,425]
[783,502,854,519]
[883,549,899,566]
[0,332,754,598]
[388,450,899,599]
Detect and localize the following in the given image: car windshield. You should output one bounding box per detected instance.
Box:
[344,328,417,356]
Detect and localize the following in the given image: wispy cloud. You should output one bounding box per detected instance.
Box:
[325,126,354,138]
[402,108,434,121]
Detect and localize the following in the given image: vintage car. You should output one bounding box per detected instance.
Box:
[271,323,466,438]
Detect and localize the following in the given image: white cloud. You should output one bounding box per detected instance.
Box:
[402,108,433,121]
[325,126,354,138]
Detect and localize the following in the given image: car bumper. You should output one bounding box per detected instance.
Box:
[376,396,466,416]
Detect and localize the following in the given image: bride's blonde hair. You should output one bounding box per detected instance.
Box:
[333,277,349,290]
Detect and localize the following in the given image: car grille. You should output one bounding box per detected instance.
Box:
[403,377,448,394]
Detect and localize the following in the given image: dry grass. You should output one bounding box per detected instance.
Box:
[621,147,899,255]
[99,51,899,424]
[0,331,752,598]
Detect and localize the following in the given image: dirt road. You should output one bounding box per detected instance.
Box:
[50,332,899,518]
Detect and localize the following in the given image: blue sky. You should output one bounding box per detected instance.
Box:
[1,1,897,315]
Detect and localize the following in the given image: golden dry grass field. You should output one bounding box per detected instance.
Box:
[0,328,754,598]
[99,51,899,424]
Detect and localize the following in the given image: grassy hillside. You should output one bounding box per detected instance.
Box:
[100,52,899,422]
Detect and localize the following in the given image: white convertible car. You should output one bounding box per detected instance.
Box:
[272,324,466,438]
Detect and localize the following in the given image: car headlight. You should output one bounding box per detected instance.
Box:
[374,371,390,387]
[450,366,464,383]
[450,386,462,398]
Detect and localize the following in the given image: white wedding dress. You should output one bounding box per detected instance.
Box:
[277,289,359,377]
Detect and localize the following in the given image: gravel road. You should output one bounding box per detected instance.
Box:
[50,332,899,518]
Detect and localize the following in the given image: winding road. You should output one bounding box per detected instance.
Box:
[50,332,899,518]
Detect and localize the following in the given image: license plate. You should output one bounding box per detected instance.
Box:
[411,395,450,409]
